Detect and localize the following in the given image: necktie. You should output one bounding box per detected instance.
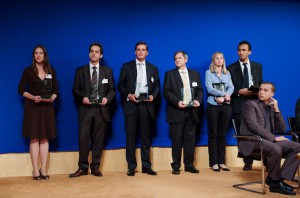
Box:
[242,63,249,88]
[181,71,191,104]
[91,66,98,100]
[135,63,143,96]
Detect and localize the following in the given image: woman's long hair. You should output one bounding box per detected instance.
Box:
[31,45,52,75]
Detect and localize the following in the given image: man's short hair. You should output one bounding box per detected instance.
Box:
[238,41,252,51]
[89,42,103,54]
[261,82,276,92]
[135,41,148,51]
[174,50,188,59]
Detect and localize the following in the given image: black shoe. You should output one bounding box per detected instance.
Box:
[212,167,220,172]
[127,169,135,176]
[269,180,296,196]
[69,169,88,178]
[91,169,103,177]
[142,169,157,176]
[39,170,50,180]
[266,176,295,190]
[172,169,180,175]
[243,163,252,171]
[184,167,199,174]
[219,165,230,171]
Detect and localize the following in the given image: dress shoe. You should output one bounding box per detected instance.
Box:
[69,169,88,178]
[184,167,199,174]
[269,180,296,195]
[172,169,180,175]
[127,169,135,176]
[211,164,220,172]
[219,164,230,171]
[243,163,252,171]
[39,170,50,180]
[265,176,295,190]
[33,175,42,180]
[91,169,103,177]
[142,169,157,176]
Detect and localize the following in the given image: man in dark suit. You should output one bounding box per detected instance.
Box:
[227,40,263,171]
[70,43,116,178]
[118,41,160,176]
[295,98,300,131]
[240,82,300,196]
[163,51,203,175]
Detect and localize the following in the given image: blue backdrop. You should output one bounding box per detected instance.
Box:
[1,0,300,153]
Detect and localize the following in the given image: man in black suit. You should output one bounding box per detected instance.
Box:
[163,51,203,175]
[227,41,263,171]
[70,43,116,177]
[240,82,300,196]
[118,41,160,176]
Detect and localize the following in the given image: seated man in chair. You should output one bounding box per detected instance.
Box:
[240,82,300,196]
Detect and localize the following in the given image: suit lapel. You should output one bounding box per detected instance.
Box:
[98,65,106,90]
[250,62,258,86]
[174,69,183,87]
[146,62,150,85]
[131,62,137,83]
[84,65,91,86]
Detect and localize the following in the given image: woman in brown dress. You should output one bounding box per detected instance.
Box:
[18,45,58,180]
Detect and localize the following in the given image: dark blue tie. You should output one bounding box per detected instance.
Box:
[242,63,249,88]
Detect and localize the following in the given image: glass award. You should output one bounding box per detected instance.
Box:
[137,84,149,102]
[212,83,230,104]
[89,95,103,105]
[40,78,52,100]
[181,87,194,107]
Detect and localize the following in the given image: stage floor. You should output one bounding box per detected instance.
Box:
[0,168,298,198]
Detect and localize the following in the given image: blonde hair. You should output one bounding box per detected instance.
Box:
[209,52,228,74]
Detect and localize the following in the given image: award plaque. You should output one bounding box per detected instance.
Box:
[40,78,52,100]
[89,95,103,105]
[212,83,230,104]
[181,88,194,107]
[136,85,149,102]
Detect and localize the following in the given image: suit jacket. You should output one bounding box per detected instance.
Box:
[163,68,203,124]
[73,64,116,122]
[295,98,300,131]
[117,60,160,119]
[227,61,263,114]
[239,99,286,156]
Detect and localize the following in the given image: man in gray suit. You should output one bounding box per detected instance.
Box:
[240,82,300,196]
[70,43,116,177]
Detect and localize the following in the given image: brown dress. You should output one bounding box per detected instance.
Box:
[18,66,58,139]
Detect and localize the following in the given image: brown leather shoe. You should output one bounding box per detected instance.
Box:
[91,169,103,177]
[69,169,88,178]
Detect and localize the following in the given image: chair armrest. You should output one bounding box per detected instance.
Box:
[233,135,263,142]
[275,132,299,142]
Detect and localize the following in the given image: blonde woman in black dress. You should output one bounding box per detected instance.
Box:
[18,45,58,180]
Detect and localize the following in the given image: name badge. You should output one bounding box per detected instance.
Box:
[192,82,197,87]
[151,77,154,83]
[102,78,108,84]
[46,74,52,79]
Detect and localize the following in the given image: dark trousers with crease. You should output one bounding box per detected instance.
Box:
[253,139,300,181]
[125,102,152,171]
[78,105,107,170]
[233,113,253,166]
[170,109,196,170]
[206,103,232,167]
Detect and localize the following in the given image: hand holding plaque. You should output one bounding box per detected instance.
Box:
[181,88,194,107]
[136,85,149,102]
[40,77,53,101]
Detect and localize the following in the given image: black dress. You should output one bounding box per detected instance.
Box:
[18,66,58,139]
